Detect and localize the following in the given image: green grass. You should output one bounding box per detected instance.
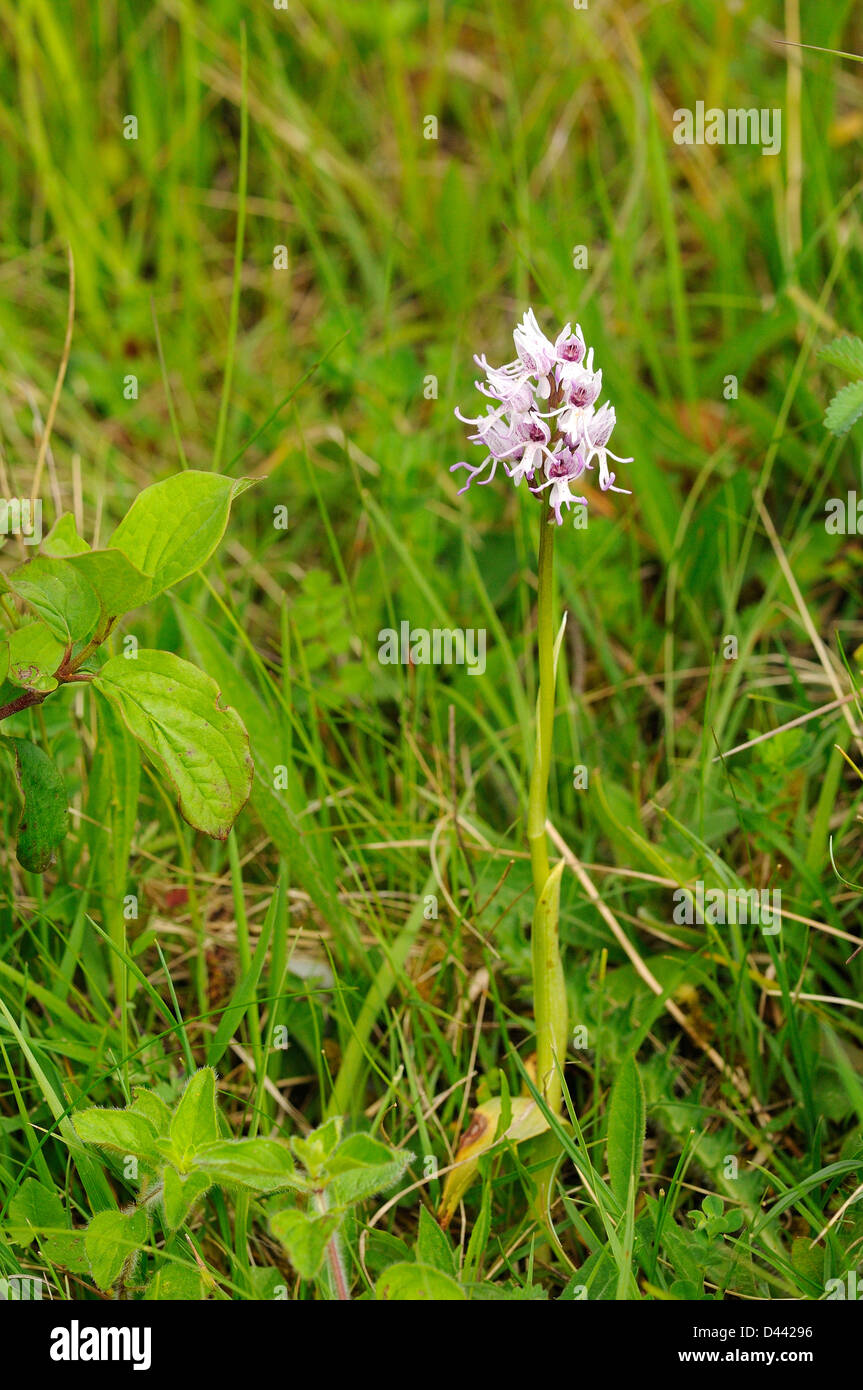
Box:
[1,0,863,1301]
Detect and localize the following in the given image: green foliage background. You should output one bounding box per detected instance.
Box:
[1,0,863,1300]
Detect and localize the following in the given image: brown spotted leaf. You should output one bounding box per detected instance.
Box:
[437,1095,550,1229]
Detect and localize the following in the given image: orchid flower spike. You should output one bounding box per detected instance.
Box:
[451,309,632,523]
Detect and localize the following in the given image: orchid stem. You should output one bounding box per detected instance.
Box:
[527,506,567,1115]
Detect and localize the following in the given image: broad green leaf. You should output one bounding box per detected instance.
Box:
[606,1055,646,1206]
[61,473,251,619]
[5,555,100,642]
[7,1179,89,1271]
[376,1262,465,1301]
[305,1117,343,1159]
[93,650,253,839]
[85,1207,148,1291]
[818,336,863,380]
[325,1131,399,1172]
[67,548,152,618]
[326,1133,414,1207]
[4,737,69,872]
[193,1138,306,1193]
[270,1208,340,1280]
[825,380,863,435]
[163,1167,212,1229]
[109,471,253,598]
[2,622,65,693]
[129,1087,172,1135]
[170,1068,219,1166]
[74,1105,161,1162]
[41,513,91,557]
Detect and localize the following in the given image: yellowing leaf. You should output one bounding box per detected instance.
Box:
[437,1095,550,1229]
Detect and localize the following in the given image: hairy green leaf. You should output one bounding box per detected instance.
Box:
[85,1207,148,1291]
[291,1117,343,1177]
[163,1167,212,1229]
[824,380,863,435]
[74,1106,161,1162]
[3,737,69,872]
[818,335,863,380]
[170,1068,219,1166]
[129,1087,172,1135]
[7,1179,89,1271]
[193,1138,306,1193]
[270,1208,340,1280]
[326,1133,414,1207]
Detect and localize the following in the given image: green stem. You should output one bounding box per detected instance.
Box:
[527,509,555,886]
[527,507,568,1114]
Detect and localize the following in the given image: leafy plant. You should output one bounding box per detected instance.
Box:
[4,1068,415,1299]
[689,1192,745,1241]
[818,336,863,435]
[5,0,863,1313]
[0,471,254,868]
[269,1116,414,1297]
[658,1195,747,1301]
